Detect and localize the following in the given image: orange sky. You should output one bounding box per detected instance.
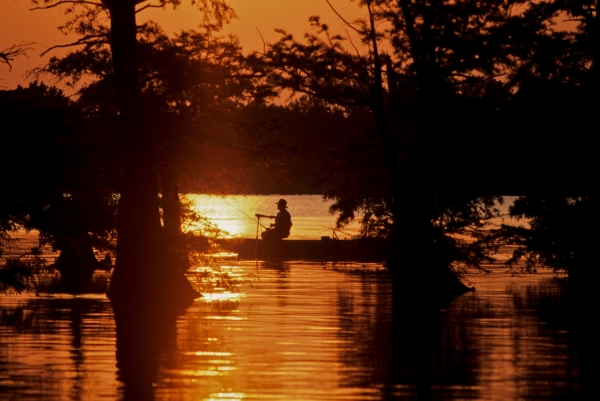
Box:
[1,0,364,89]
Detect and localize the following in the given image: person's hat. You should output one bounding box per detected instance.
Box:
[276,199,288,208]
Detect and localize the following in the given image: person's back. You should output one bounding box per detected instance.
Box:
[275,208,292,238]
[261,199,292,240]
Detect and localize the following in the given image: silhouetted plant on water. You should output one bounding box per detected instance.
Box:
[19,0,595,302]
[0,82,119,292]
[497,196,595,279]
[258,0,597,298]
[0,79,233,293]
[162,196,233,270]
[260,0,522,298]
[30,0,257,305]
[0,243,51,295]
[485,0,596,279]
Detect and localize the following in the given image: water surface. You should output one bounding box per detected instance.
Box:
[1,262,586,400]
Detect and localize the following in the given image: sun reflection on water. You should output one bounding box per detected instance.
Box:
[201,292,244,302]
[191,351,235,356]
[204,393,248,401]
[182,369,222,377]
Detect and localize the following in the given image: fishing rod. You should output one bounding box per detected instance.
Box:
[218,197,274,261]
[321,225,357,238]
[219,197,270,229]
[253,213,276,261]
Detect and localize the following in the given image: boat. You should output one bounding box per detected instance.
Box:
[216,237,387,262]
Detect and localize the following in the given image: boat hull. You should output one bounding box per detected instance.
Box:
[216,238,387,262]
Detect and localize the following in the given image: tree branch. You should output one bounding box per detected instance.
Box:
[136,3,165,14]
[40,34,107,56]
[345,28,361,56]
[30,1,105,12]
[255,26,266,55]
[325,0,362,34]
[1,43,34,71]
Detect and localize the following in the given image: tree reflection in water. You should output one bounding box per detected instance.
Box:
[0,297,117,401]
[113,297,183,401]
[332,272,587,399]
[0,263,593,400]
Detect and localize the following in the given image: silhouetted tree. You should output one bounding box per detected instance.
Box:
[261,0,524,299]
[31,0,237,306]
[41,18,267,268]
[459,0,595,195]
[493,1,596,287]
[219,96,366,194]
[0,82,118,292]
[501,196,594,275]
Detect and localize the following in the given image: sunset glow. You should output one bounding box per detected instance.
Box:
[1,1,592,400]
[185,194,362,240]
[1,0,364,89]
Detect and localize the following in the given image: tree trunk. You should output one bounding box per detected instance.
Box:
[385,0,471,299]
[52,235,100,293]
[105,1,198,306]
[159,162,191,272]
[160,163,182,238]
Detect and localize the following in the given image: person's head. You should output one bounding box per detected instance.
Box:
[276,199,288,210]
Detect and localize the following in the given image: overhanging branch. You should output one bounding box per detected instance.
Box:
[136,3,165,13]
[30,1,105,12]
[1,43,35,71]
[40,34,107,56]
[255,27,266,55]
[325,0,362,34]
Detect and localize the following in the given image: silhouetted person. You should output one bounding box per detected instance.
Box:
[261,199,292,240]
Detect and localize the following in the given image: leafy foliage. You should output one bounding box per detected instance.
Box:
[29,1,270,282]
[0,256,49,295]
[0,82,119,252]
[38,14,270,193]
[258,1,523,272]
[499,196,595,274]
[257,0,596,276]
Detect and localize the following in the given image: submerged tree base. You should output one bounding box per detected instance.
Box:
[107,259,200,312]
[107,193,201,310]
[387,256,474,309]
[109,259,199,401]
[51,245,112,294]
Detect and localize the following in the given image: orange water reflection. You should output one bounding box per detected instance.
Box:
[0,262,587,400]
